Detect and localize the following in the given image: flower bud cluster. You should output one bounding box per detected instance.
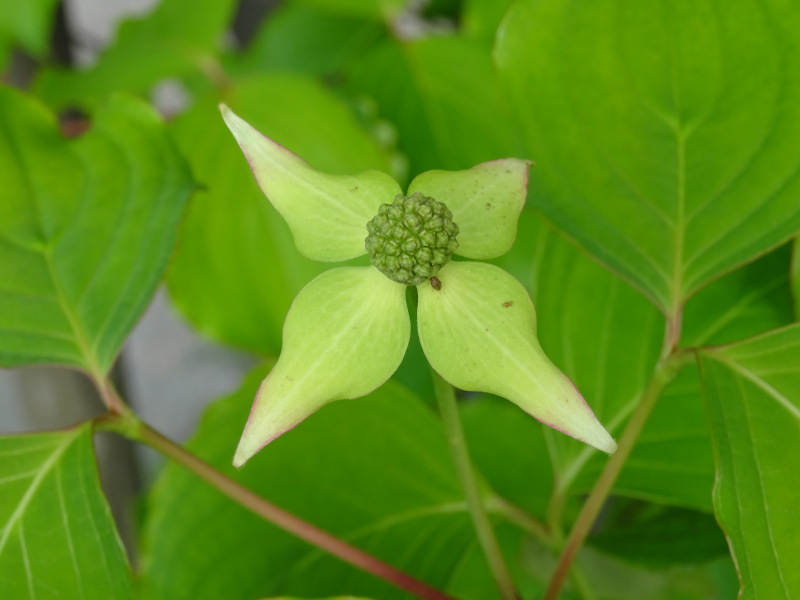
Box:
[366,192,459,285]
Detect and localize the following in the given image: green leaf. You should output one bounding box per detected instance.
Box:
[573,547,736,600]
[220,103,402,263]
[35,0,235,109]
[236,2,385,76]
[265,597,376,600]
[140,370,503,600]
[0,0,58,67]
[0,425,132,599]
[603,364,716,512]
[291,0,405,20]
[791,239,800,319]
[586,244,793,511]
[166,74,393,354]
[460,395,553,520]
[590,501,729,569]
[682,244,795,347]
[0,89,193,375]
[234,267,410,467]
[575,240,794,510]
[348,35,522,176]
[497,0,800,315]
[699,324,800,599]
[460,0,514,43]
[417,261,616,453]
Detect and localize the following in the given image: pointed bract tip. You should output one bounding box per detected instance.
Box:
[596,432,618,455]
[231,411,268,469]
[232,423,265,469]
[232,440,249,470]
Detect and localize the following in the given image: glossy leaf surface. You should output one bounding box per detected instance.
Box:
[490,211,789,517]
[682,244,794,348]
[699,325,800,599]
[0,89,193,375]
[590,502,729,569]
[0,425,132,599]
[497,0,800,314]
[140,370,507,600]
[528,218,793,511]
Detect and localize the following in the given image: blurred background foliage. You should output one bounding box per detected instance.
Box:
[3,0,799,599]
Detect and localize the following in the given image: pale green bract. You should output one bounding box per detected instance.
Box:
[220,104,617,468]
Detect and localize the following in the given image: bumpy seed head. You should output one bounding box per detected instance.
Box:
[366,192,459,286]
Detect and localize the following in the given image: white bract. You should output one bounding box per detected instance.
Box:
[221,104,617,468]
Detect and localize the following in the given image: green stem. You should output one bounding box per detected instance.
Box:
[431,370,520,600]
[542,349,693,600]
[96,409,456,600]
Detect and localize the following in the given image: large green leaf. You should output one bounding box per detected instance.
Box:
[0,89,193,375]
[267,597,375,600]
[590,501,729,569]
[235,2,386,77]
[699,324,800,599]
[166,74,392,354]
[460,395,553,520]
[0,425,132,599]
[348,35,522,177]
[791,240,800,319]
[599,363,716,512]
[571,548,736,600]
[461,0,514,43]
[140,369,510,600]
[35,0,235,109]
[682,244,794,348]
[0,0,58,68]
[291,0,405,20]
[497,0,800,315]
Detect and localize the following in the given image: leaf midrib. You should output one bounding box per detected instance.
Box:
[0,432,78,555]
[0,111,102,376]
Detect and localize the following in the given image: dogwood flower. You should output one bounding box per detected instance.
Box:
[221,104,617,468]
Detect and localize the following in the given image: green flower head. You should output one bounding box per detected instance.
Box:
[220,104,616,468]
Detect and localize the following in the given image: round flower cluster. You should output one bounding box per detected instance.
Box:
[365,192,460,285]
